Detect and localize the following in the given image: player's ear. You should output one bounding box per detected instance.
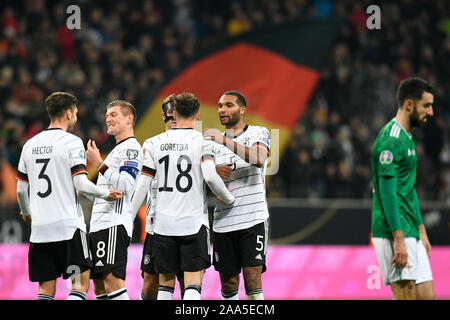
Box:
[196,111,200,121]
[162,111,166,122]
[240,106,247,117]
[173,110,178,121]
[66,108,72,120]
[404,99,413,112]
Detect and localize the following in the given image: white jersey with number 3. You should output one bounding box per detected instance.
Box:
[141,128,215,236]
[17,128,88,243]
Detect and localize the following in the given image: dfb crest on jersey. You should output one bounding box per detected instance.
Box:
[127,149,139,159]
[143,254,151,265]
[241,137,250,146]
[379,150,393,165]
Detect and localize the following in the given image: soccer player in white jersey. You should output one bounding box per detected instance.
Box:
[16,92,122,300]
[133,92,234,300]
[203,91,270,300]
[85,100,143,300]
[131,94,185,300]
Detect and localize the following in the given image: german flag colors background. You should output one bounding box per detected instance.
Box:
[135,20,341,167]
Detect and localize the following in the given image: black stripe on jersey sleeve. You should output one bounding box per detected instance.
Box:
[141,166,156,177]
[201,154,215,162]
[16,170,28,182]
[99,163,109,175]
[252,141,270,154]
[71,164,88,176]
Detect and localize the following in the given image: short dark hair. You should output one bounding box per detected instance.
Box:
[45,92,78,120]
[396,77,433,108]
[106,100,137,126]
[223,91,247,107]
[174,93,200,119]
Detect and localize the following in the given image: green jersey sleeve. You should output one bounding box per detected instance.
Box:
[377,138,403,178]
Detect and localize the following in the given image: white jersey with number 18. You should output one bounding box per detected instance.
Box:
[16,128,88,243]
[141,128,216,237]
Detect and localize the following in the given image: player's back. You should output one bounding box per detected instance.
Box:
[17,128,86,242]
[146,128,210,236]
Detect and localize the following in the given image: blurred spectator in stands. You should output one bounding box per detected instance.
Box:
[0,0,448,204]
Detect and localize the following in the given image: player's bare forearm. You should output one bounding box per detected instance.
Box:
[203,128,268,167]
[392,230,408,268]
[222,136,267,167]
[418,224,432,257]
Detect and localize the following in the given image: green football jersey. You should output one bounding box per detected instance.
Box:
[371,118,421,239]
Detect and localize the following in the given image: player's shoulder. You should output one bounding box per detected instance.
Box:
[246,125,270,138]
[375,125,405,154]
[248,124,268,132]
[62,131,83,145]
[33,129,81,147]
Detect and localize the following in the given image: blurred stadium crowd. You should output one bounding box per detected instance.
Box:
[0,0,449,207]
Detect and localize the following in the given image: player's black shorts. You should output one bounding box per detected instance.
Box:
[89,225,131,280]
[152,225,211,274]
[28,228,93,282]
[141,232,157,276]
[213,221,268,276]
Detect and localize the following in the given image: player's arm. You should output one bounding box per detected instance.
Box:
[131,167,154,223]
[16,179,31,220]
[379,175,408,268]
[72,172,121,200]
[203,128,270,167]
[377,140,407,268]
[413,189,431,257]
[86,139,140,195]
[68,139,121,200]
[200,140,234,204]
[16,149,32,223]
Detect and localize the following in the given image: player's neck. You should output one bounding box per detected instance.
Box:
[48,120,69,132]
[175,119,195,129]
[395,110,411,133]
[225,120,246,135]
[114,128,134,144]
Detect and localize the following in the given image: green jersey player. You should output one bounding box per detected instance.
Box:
[371,77,435,300]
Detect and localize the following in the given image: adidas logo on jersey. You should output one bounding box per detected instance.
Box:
[95,260,104,267]
[407,149,416,156]
[255,254,263,260]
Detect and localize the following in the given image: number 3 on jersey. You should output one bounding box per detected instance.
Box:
[158,155,193,193]
[36,158,52,198]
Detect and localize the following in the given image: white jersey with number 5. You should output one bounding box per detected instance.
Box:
[16,128,88,243]
[141,128,215,237]
[213,125,270,233]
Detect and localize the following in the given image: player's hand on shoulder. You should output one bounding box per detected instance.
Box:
[203,128,223,143]
[216,163,233,179]
[21,213,31,224]
[106,189,123,201]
